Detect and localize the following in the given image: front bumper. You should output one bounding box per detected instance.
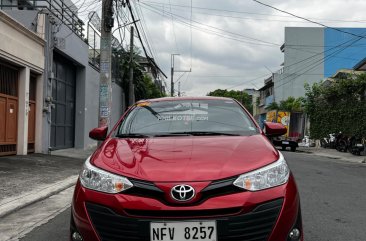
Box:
[70,174,302,241]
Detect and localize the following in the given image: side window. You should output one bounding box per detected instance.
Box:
[1,0,13,10]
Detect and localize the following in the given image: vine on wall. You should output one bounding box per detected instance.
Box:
[304,73,366,139]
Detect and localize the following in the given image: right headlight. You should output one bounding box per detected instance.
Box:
[233,152,289,191]
[79,157,133,194]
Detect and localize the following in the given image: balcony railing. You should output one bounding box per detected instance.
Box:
[1,0,84,39]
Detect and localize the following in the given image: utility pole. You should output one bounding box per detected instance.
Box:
[170,54,179,97]
[170,67,173,97]
[178,82,181,97]
[128,26,135,106]
[171,53,191,97]
[98,0,114,128]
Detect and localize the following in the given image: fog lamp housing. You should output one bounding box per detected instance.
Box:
[72,231,83,241]
[288,228,301,241]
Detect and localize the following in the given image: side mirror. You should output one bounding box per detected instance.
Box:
[89,126,108,141]
[264,122,287,137]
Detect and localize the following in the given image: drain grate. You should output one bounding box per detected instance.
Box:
[0,144,16,156]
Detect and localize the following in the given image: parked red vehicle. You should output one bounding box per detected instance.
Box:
[70,97,302,241]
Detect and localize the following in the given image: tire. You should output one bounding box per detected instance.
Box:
[329,142,335,149]
[351,148,361,156]
[282,146,286,151]
[337,140,347,152]
[320,139,327,148]
[290,146,296,152]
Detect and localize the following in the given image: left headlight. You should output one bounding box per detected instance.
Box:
[233,152,289,191]
[79,157,133,194]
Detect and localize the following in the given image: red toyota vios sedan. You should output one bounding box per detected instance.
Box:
[70,97,303,241]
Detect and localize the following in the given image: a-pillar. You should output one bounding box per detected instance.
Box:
[17,66,30,155]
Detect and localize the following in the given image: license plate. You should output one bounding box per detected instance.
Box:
[150,221,217,241]
[282,141,289,145]
[356,144,364,147]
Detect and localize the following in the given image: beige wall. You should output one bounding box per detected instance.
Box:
[0,10,45,155]
[0,10,44,71]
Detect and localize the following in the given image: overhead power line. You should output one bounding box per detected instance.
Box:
[142,2,364,58]
[141,3,279,47]
[139,0,366,92]
[77,0,101,16]
[143,1,366,23]
[168,0,180,53]
[135,1,158,59]
[142,1,366,68]
[229,29,366,90]
[274,31,366,89]
[253,0,366,40]
[114,0,126,48]
[141,1,366,91]
[145,3,366,24]
[125,0,167,78]
[226,74,271,90]
[131,1,155,58]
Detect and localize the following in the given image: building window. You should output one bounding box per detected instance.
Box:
[1,0,13,9]
[17,0,35,10]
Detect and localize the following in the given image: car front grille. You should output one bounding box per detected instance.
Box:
[124,177,243,206]
[124,206,242,219]
[86,198,283,241]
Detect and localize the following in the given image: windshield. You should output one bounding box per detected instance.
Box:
[117,99,259,136]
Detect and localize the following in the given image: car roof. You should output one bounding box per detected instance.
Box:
[137,96,236,103]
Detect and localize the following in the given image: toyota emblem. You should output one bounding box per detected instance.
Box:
[171,184,195,202]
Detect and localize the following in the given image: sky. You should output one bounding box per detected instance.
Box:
[74,0,366,96]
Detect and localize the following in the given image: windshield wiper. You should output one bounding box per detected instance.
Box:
[116,132,240,138]
[154,133,193,137]
[168,131,241,136]
[116,133,151,138]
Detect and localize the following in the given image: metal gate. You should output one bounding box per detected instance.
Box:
[0,63,18,156]
[50,55,76,149]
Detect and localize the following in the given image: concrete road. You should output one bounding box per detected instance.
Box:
[284,151,366,241]
[19,207,70,241]
[6,151,366,241]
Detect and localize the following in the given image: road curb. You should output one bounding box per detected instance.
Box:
[299,151,364,163]
[0,175,78,219]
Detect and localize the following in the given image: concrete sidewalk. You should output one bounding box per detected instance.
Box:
[0,145,364,220]
[0,147,95,219]
[297,146,366,164]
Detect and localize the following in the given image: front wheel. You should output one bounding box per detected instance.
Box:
[320,139,327,148]
[291,146,296,152]
[337,140,347,152]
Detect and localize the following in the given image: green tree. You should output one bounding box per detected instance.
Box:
[113,47,165,105]
[265,101,279,111]
[304,73,366,139]
[278,96,304,112]
[207,89,253,113]
[142,75,165,99]
[265,97,304,112]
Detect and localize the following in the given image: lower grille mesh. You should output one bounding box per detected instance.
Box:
[86,198,283,241]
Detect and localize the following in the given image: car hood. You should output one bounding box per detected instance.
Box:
[91,135,279,182]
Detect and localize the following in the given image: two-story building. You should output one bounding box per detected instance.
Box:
[0,0,126,155]
[0,11,44,156]
[256,76,274,129]
[273,27,366,102]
